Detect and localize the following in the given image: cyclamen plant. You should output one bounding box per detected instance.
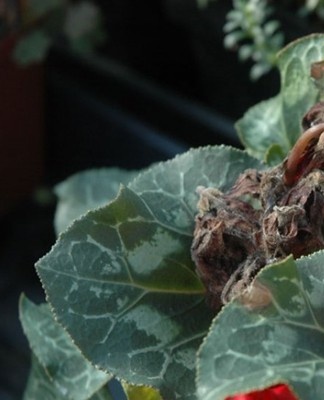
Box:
[20,34,324,400]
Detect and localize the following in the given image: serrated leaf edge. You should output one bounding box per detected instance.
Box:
[195,255,300,400]
[19,294,112,399]
[129,145,260,190]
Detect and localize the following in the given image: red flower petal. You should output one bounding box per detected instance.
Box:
[226,384,298,400]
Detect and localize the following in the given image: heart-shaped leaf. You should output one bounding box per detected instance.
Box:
[236,34,324,163]
[20,295,111,400]
[197,252,324,400]
[36,146,264,400]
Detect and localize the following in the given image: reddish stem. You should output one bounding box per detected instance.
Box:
[283,122,324,186]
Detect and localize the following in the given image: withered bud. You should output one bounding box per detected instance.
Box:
[236,279,273,311]
[191,186,261,311]
[191,102,324,313]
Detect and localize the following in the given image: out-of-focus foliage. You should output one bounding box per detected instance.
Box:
[224,0,284,80]
[13,0,106,65]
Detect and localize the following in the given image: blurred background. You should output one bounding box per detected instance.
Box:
[0,0,320,398]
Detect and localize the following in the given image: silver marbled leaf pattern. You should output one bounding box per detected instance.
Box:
[36,146,264,400]
[237,33,324,163]
[197,253,324,400]
[20,295,111,400]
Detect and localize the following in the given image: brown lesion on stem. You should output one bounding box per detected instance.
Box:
[191,101,324,312]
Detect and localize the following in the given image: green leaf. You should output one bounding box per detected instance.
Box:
[20,295,111,400]
[122,382,163,400]
[13,30,51,65]
[23,355,61,400]
[24,355,112,400]
[197,252,324,400]
[236,33,324,162]
[129,146,264,232]
[264,143,286,165]
[54,168,138,235]
[36,146,264,400]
